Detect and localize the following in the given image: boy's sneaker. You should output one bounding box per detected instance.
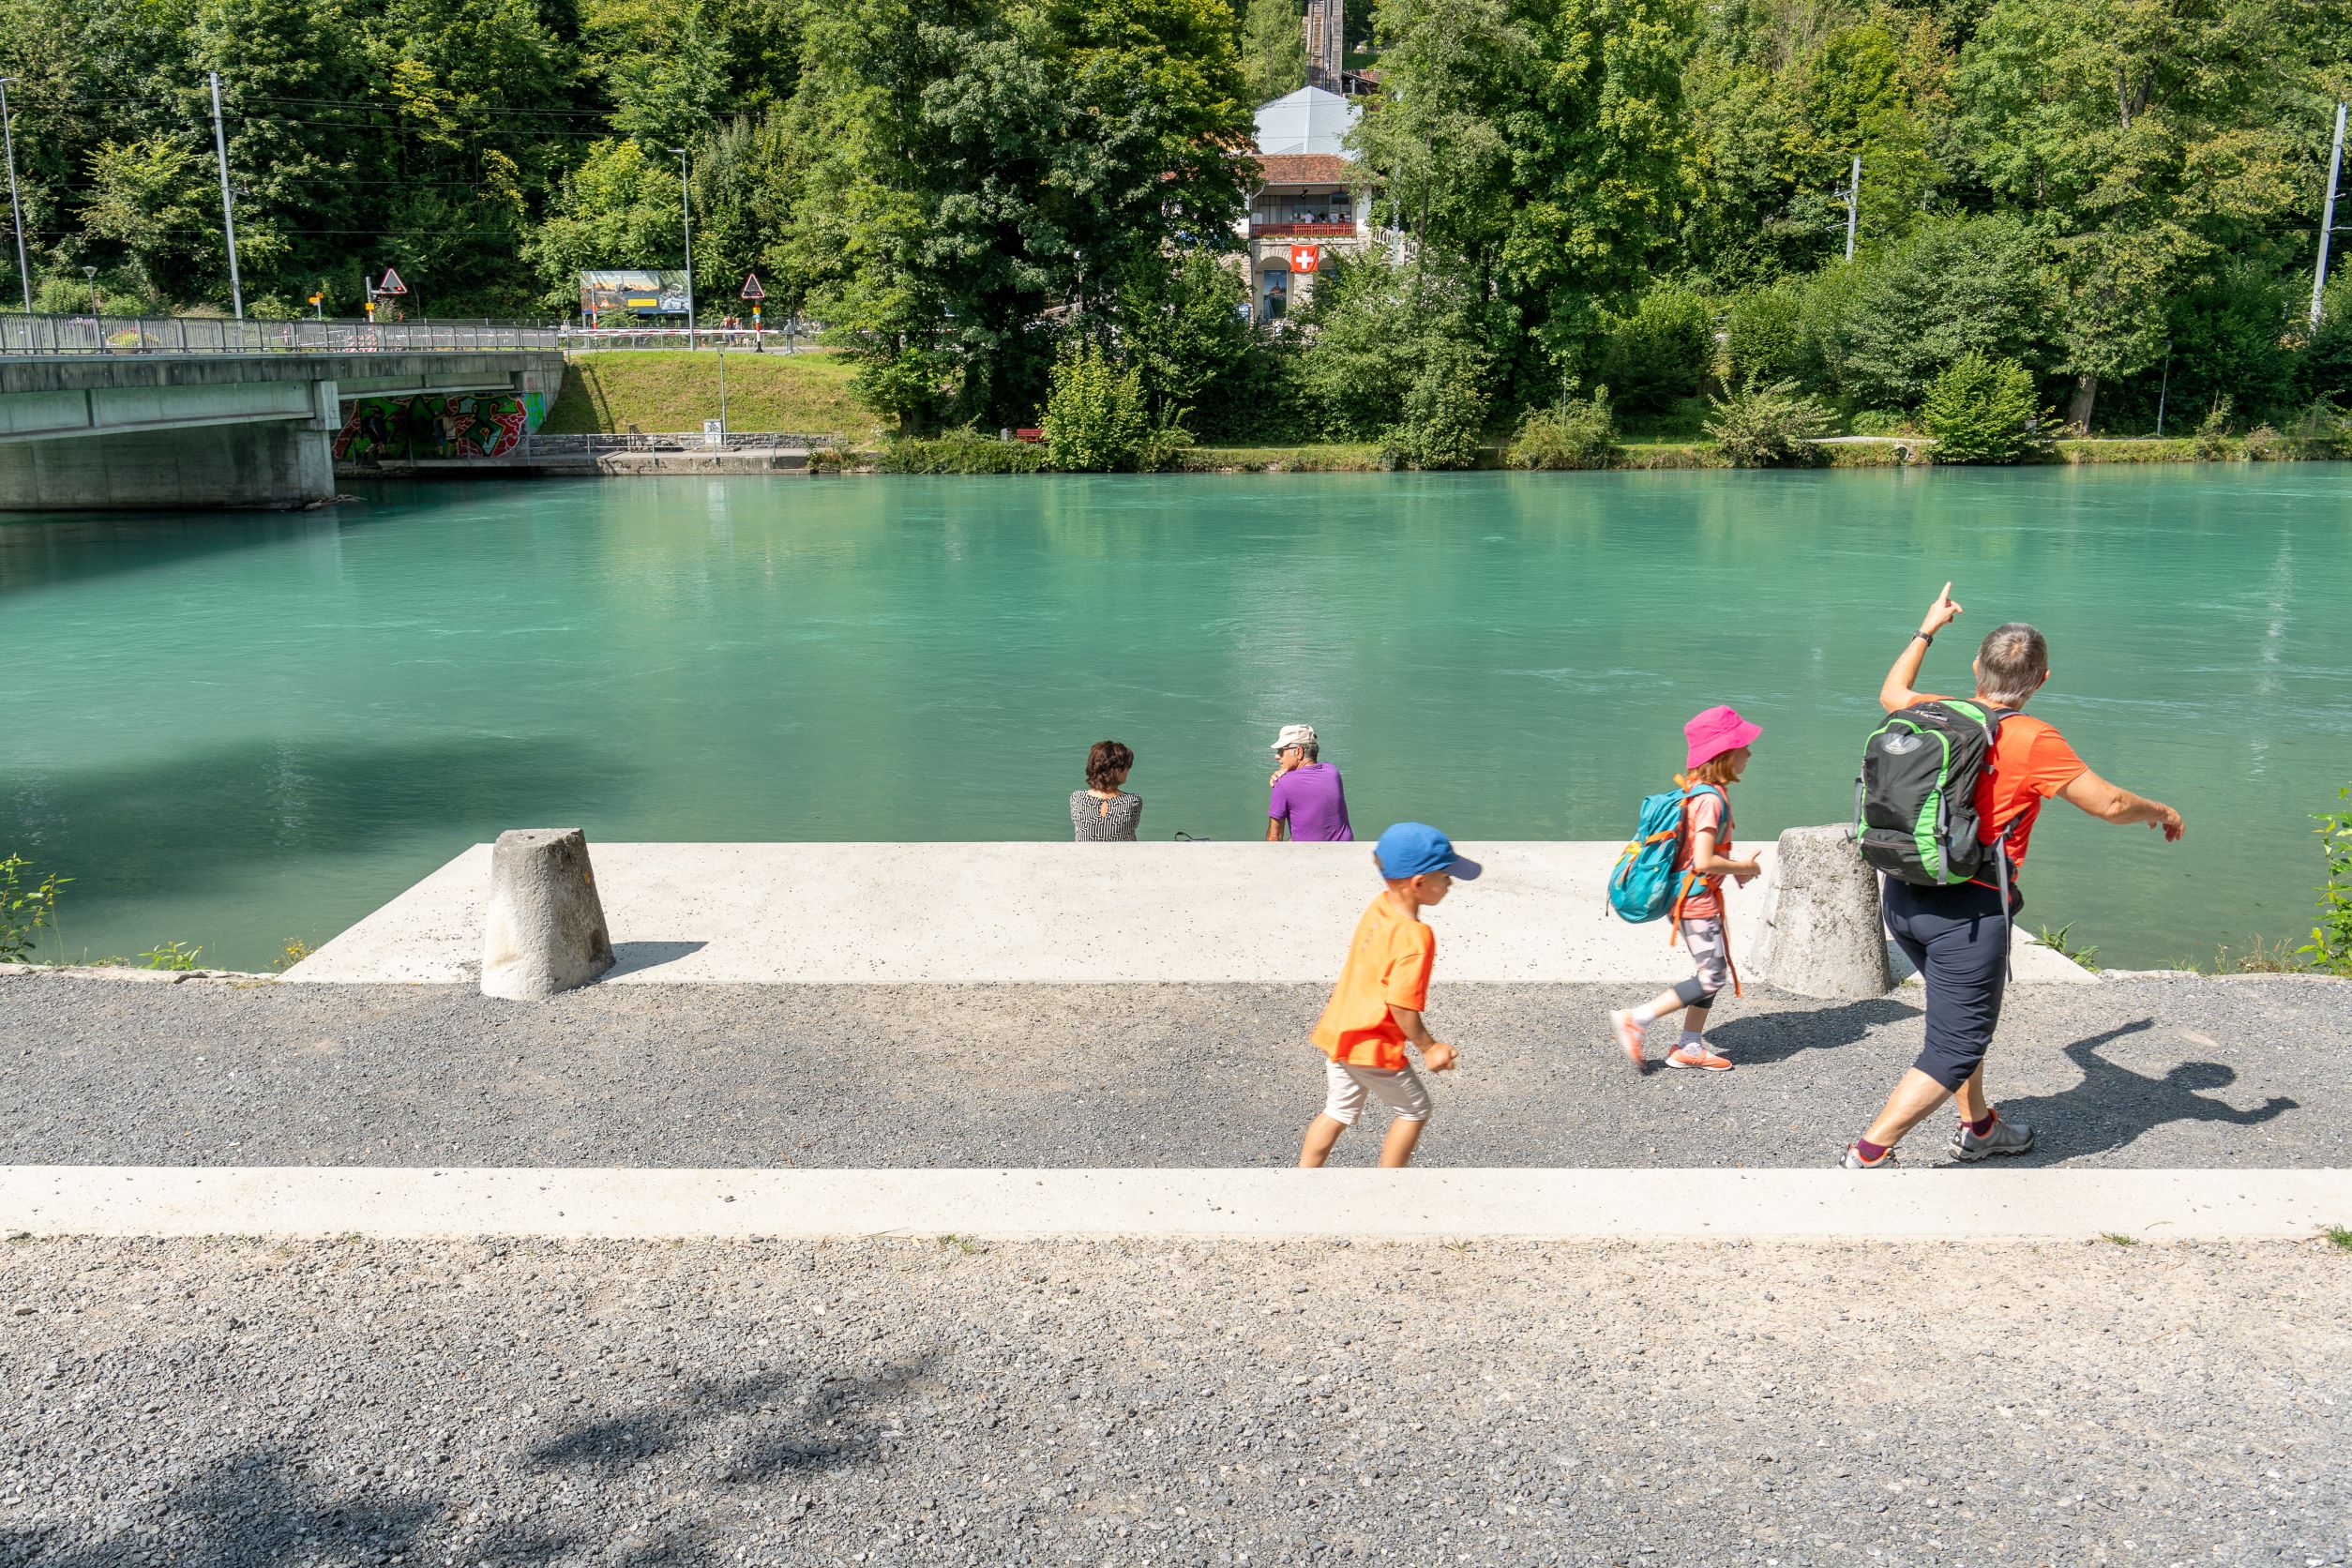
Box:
[1838,1142,1897,1169]
[1951,1113,2035,1162]
[1606,1010,1647,1070]
[1665,1044,1732,1071]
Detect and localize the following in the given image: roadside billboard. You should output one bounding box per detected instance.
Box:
[578,270,690,320]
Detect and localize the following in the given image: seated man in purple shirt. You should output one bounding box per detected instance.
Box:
[1265,723,1354,842]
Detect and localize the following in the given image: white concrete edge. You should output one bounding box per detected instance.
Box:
[4,1168,2343,1242]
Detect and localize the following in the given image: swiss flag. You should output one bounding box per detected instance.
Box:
[1289,245,1320,273]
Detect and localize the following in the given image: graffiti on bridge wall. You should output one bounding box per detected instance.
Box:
[333,390,548,461]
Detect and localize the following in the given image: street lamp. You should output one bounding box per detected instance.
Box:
[670,146,697,350]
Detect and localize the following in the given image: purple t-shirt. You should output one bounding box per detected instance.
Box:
[1269,762,1353,842]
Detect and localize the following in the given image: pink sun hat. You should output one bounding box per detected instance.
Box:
[1684,705,1763,769]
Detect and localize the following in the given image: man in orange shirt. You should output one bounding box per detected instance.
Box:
[1842,585,2185,1168]
[1297,822,1477,1169]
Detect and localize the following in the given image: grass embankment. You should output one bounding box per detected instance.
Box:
[543,350,883,441]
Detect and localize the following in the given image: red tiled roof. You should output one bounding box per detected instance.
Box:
[1254,154,1351,187]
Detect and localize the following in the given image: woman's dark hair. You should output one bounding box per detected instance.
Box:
[1085,740,1134,792]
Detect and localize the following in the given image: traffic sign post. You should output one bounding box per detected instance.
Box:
[742,273,765,352]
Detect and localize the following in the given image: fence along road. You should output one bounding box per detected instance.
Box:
[0,312,560,356]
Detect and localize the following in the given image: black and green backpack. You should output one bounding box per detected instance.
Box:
[1853,699,2014,888]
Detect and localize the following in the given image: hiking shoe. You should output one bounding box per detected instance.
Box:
[1665,1044,1732,1071]
[1838,1142,1897,1169]
[1951,1113,2035,1162]
[1606,1010,1647,1069]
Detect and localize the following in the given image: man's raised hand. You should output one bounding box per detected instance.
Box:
[1920,582,1964,637]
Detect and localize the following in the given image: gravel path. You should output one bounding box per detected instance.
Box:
[4,975,2344,1169]
[4,1234,2346,1567]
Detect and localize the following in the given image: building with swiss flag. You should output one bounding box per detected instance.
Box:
[1242,86,1380,324]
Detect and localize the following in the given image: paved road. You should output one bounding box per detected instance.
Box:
[3,1234,2346,1567]
[2,974,2342,1169]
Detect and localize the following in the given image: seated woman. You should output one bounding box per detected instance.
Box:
[1070,740,1141,841]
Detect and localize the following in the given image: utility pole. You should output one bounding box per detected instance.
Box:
[1840,155,1862,264]
[671,146,696,350]
[209,71,244,321]
[0,80,31,312]
[2312,101,2346,329]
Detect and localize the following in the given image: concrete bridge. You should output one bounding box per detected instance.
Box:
[0,315,565,511]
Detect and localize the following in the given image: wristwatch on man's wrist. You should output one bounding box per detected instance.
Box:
[1912,630,1935,646]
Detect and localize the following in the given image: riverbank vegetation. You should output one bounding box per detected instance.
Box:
[29,0,2350,465]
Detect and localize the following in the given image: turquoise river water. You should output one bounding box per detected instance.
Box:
[3,466,2347,972]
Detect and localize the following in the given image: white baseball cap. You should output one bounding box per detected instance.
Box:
[1271,724,1318,753]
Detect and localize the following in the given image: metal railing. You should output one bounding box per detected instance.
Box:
[557,326,824,351]
[520,430,847,456]
[0,313,561,355]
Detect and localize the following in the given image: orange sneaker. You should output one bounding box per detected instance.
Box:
[1665,1044,1733,1072]
[1606,1009,1646,1068]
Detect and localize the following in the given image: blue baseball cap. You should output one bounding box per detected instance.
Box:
[1373,822,1482,882]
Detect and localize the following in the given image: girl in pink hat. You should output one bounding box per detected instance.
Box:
[1607,705,1764,1071]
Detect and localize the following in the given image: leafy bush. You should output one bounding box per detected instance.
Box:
[0,854,68,963]
[1847,409,1916,437]
[1922,353,2053,463]
[1388,335,1493,470]
[2191,399,2235,460]
[1041,341,1187,472]
[1505,389,1619,469]
[2302,785,2352,977]
[877,430,1048,474]
[1703,377,1833,466]
[1599,287,1715,414]
[2297,275,2352,405]
[1724,282,1803,387]
[2284,399,2352,459]
[2241,424,2286,460]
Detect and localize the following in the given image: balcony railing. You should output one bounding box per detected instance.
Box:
[0,313,560,355]
[1249,220,1360,238]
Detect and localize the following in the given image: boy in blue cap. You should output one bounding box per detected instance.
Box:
[1298,822,1480,1169]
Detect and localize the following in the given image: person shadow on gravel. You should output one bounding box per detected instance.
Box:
[1984,1020,2298,1164]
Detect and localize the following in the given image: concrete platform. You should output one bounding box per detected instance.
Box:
[4,1165,2341,1240]
[285,840,2095,986]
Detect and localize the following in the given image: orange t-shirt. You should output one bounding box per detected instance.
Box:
[1924,696,2088,876]
[1673,787,1732,920]
[1310,893,1437,1072]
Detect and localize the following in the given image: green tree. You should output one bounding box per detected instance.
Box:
[78,137,217,306]
[1240,0,1304,103]
[1922,351,2053,461]
[1723,279,1803,384]
[1950,0,2308,430]
[1115,252,1259,434]
[792,0,1253,431]
[1839,215,2048,410]
[1351,0,1696,404]
[523,139,686,307]
[589,0,734,148]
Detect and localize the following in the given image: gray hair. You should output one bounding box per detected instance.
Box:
[1976,622,2048,706]
[1297,738,1319,761]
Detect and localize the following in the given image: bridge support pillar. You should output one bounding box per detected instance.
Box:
[0,419,336,511]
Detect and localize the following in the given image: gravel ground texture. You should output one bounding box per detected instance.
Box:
[4,1233,2347,1568]
[3,974,2344,1169]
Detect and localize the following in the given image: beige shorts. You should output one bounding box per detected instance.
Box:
[1682,917,1731,996]
[1320,1057,1432,1125]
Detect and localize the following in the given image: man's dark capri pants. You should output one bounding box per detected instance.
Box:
[1882,879,2011,1090]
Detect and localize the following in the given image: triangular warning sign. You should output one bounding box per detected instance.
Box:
[377,267,409,295]
[739,272,766,300]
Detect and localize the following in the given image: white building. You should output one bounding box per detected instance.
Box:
[1242,86,1378,324]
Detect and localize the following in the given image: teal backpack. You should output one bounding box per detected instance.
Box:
[1607,784,1723,925]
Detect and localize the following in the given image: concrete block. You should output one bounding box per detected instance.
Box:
[1748,824,1893,999]
[480,829,615,1001]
